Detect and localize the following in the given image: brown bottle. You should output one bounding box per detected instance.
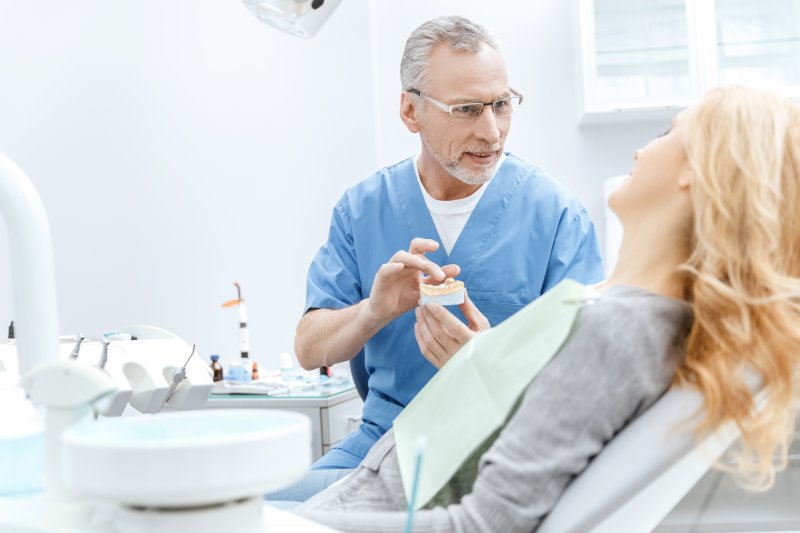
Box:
[210,354,224,382]
[251,361,259,381]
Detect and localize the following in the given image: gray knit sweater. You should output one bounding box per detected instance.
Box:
[297,284,693,532]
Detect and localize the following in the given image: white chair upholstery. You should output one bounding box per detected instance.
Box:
[537,386,759,533]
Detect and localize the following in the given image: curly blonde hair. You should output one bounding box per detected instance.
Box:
[675,85,800,489]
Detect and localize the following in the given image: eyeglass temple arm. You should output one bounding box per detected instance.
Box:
[407,89,450,113]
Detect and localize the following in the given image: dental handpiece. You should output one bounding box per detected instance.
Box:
[68,334,85,360]
[162,345,196,408]
[99,337,110,369]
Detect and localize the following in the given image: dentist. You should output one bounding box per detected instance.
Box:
[273,15,604,501]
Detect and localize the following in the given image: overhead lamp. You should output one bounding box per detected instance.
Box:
[241,0,342,38]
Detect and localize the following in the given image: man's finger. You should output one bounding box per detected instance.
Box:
[414,322,440,368]
[375,261,405,280]
[420,265,460,287]
[409,238,440,255]
[415,307,448,359]
[390,250,445,280]
[423,303,470,345]
[441,263,461,279]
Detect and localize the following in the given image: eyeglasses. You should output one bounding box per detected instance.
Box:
[407,88,523,120]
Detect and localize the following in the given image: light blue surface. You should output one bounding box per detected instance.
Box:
[0,433,44,497]
[305,153,605,464]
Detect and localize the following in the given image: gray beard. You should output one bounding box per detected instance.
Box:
[445,161,496,185]
[422,136,500,186]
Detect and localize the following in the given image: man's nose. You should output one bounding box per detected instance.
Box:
[634,149,642,161]
[474,107,501,144]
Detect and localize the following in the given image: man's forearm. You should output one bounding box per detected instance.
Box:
[294,300,389,370]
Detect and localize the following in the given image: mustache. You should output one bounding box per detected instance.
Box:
[460,144,501,156]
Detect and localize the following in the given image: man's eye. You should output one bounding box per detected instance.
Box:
[454,105,475,115]
[495,99,509,110]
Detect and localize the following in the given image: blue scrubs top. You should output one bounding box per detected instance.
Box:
[305,154,604,469]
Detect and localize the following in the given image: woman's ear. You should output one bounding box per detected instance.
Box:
[677,165,693,190]
[400,91,421,133]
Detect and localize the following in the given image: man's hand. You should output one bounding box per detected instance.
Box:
[414,290,490,369]
[365,238,460,328]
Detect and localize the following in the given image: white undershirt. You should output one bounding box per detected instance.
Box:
[414,153,507,255]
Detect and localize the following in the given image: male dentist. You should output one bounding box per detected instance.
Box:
[271,15,604,501]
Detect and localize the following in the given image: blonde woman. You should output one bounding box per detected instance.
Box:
[292,86,800,532]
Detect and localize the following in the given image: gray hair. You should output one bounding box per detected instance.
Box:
[400,16,500,92]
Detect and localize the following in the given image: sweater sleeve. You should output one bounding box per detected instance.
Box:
[301,292,688,532]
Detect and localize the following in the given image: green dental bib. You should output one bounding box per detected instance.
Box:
[394,279,589,509]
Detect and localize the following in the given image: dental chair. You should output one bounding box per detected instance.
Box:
[537,385,765,533]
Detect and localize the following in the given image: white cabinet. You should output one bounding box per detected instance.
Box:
[206,388,363,461]
[577,0,800,123]
[716,0,800,90]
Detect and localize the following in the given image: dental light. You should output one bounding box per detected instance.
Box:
[241,0,342,38]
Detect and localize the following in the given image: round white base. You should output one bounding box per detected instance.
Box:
[62,409,310,507]
[0,495,338,532]
[114,497,261,533]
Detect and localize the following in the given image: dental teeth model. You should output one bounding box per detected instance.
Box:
[419,278,465,306]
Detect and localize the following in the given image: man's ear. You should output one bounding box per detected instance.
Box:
[400,91,421,134]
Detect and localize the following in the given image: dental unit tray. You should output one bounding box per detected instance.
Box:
[5,325,213,415]
[211,380,290,396]
[210,375,355,397]
[76,325,213,414]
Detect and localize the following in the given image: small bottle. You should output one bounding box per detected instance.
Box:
[7,321,15,346]
[227,360,240,381]
[280,352,296,381]
[210,354,224,382]
[239,356,252,382]
[251,361,259,381]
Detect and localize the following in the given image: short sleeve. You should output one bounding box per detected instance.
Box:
[542,207,605,292]
[305,200,363,312]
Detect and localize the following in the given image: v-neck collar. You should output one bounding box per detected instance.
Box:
[390,154,528,282]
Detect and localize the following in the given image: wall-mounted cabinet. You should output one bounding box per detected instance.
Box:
[578,0,800,123]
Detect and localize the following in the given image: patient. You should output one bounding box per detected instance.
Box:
[294,86,800,532]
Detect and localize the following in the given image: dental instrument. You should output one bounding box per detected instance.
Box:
[98,336,110,369]
[68,335,84,360]
[160,344,196,409]
[222,282,250,360]
[404,435,428,533]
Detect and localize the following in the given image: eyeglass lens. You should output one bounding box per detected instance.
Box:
[452,96,521,119]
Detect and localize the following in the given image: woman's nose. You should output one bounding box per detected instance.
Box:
[634,149,642,161]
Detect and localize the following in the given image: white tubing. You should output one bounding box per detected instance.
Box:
[0,153,60,377]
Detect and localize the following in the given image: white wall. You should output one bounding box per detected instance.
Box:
[0,0,377,368]
[1,0,673,369]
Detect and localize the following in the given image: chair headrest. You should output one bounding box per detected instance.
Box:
[538,387,720,533]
